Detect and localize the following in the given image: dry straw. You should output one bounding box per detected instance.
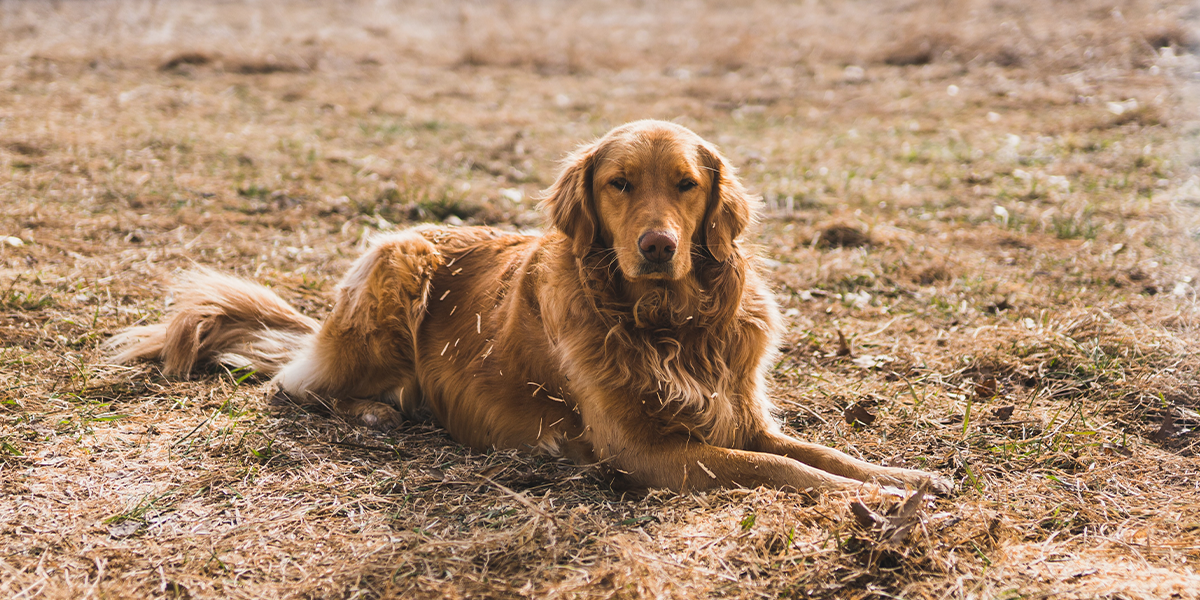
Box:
[1,0,1199,598]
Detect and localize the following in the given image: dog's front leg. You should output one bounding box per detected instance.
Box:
[608,440,865,493]
[579,399,861,493]
[749,431,953,495]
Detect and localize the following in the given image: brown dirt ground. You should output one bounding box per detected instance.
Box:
[2,1,1200,598]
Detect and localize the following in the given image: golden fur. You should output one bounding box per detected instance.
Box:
[108,120,950,494]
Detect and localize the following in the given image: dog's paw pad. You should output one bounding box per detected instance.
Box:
[358,406,403,430]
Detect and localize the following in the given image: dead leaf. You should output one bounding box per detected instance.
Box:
[992,406,1014,421]
[844,402,877,426]
[835,330,852,357]
[107,520,143,538]
[478,465,506,479]
[974,377,998,399]
[847,480,930,546]
[850,501,879,529]
[883,480,928,544]
[1152,409,1179,442]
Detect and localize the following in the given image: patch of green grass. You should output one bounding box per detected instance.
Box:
[237,184,273,198]
[1,290,54,310]
[1048,207,1100,240]
[739,511,757,531]
[415,195,482,222]
[359,118,411,140]
[103,490,178,525]
[0,436,23,460]
[2,276,55,310]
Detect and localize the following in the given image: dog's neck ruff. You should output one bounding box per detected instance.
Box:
[562,246,759,446]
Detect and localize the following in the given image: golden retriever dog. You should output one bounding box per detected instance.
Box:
[108,120,950,495]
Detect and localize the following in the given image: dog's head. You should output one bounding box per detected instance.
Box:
[541,120,754,282]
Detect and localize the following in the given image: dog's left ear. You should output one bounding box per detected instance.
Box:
[698,143,753,263]
[540,144,600,258]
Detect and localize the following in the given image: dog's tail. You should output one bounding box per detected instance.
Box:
[105,269,319,378]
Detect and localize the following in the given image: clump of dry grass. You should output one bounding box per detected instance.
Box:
[1,0,1199,598]
[814,220,872,249]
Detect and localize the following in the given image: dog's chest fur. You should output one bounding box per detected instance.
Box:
[544,244,778,449]
[415,227,776,453]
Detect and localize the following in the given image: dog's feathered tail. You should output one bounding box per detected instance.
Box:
[105,269,319,377]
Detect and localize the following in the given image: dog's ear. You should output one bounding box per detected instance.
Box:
[541,145,599,257]
[698,142,753,263]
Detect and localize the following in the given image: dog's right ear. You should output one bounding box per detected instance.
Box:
[540,145,599,257]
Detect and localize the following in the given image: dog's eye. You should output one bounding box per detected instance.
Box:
[677,180,697,192]
[610,178,631,193]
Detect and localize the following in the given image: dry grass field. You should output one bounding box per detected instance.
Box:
[2,0,1200,598]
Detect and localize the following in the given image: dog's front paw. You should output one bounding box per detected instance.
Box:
[926,474,954,496]
[335,397,404,431]
[878,468,954,496]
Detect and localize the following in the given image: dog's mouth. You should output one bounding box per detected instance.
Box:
[635,261,676,279]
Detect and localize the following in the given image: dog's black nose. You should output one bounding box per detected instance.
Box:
[638,231,677,263]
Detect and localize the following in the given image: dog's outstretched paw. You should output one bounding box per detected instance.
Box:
[878,468,954,496]
[924,474,954,496]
